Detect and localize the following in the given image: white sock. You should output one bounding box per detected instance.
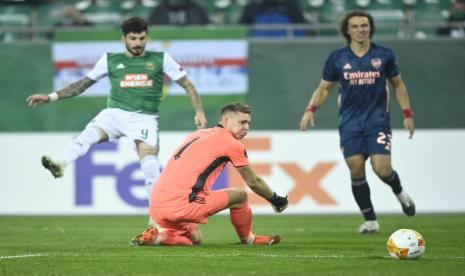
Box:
[245,233,255,244]
[154,231,164,245]
[61,127,101,166]
[396,191,411,206]
[148,216,158,228]
[140,155,161,196]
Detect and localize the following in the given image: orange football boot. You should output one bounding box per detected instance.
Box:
[131,227,158,246]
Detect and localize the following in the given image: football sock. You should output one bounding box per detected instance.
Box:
[351,178,377,221]
[230,200,254,243]
[186,223,202,245]
[61,127,101,166]
[381,170,403,195]
[157,230,193,246]
[147,216,158,228]
[140,155,161,196]
[396,190,412,206]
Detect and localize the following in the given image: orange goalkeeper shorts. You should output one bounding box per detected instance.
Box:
[149,190,229,235]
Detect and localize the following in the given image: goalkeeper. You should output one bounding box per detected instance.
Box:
[132,103,288,246]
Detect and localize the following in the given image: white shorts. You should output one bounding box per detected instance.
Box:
[87,108,159,149]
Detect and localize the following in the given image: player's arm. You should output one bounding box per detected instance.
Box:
[236,165,288,213]
[389,75,415,139]
[299,80,336,131]
[26,77,97,108]
[175,75,208,129]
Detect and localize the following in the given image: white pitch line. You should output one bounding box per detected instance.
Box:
[428,256,465,260]
[147,253,368,258]
[0,254,47,260]
[147,253,465,260]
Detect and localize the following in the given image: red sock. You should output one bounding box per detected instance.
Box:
[230,200,253,242]
[159,230,193,246]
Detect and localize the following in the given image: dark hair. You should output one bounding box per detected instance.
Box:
[220,102,251,116]
[339,10,375,44]
[121,17,148,35]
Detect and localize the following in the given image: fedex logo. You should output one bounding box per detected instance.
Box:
[75,142,228,207]
[228,138,338,206]
[75,143,146,207]
[75,137,339,208]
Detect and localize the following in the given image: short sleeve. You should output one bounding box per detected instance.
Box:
[385,48,400,78]
[322,52,338,82]
[86,53,108,81]
[163,52,187,81]
[227,141,249,167]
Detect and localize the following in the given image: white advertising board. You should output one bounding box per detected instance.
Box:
[1,130,464,214]
[52,40,247,96]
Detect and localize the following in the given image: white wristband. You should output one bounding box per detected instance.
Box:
[48,92,59,102]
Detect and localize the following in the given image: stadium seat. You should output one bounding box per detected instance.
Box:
[316,0,347,36]
[36,2,66,28]
[81,0,123,26]
[202,0,245,25]
[0,3,32,41]
[0,4,31,26]
[412,0,450,37]
[370,9,405,37]
[299,0,324,24]
[0,0,453,39]
[124,3,151,20]
[123,0,159,20]
[356,1,406,37]
[33,2,69,39]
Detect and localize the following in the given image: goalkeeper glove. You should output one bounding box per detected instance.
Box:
[267,192,288,213]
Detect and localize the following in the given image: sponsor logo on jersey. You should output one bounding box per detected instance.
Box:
[120,74,153,88]
[343,70,381,85]
[116,63,125,69]
[146,62,155,70]
[343,63,352,70]
[371,58,382,69]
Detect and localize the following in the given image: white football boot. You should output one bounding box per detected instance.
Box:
[396,191,416,216]
[41,155,65,178]
[358,220,380,234]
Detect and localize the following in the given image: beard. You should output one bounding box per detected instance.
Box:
[126,45,145,56]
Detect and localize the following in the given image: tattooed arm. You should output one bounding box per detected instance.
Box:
[175,75,208,128]
[26,77,96,108]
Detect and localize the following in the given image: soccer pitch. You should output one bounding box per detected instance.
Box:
[1,214,464,275]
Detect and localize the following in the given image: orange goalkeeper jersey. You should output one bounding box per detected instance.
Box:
[151,126,249,207]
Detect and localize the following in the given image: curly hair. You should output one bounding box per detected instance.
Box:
[339,10,375,44]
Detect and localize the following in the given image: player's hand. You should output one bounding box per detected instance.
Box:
[26,94,50,108]
[403,117,415,139]
[267,192,288,213]
[299,111,315,131]
[195,112,208,129]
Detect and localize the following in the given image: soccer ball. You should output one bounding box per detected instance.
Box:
[386,229,425,260]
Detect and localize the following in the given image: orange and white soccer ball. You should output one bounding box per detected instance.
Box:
[386,229,425,260]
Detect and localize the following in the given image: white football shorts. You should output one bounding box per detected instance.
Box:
[87,108,159,149]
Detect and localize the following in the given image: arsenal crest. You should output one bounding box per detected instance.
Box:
[371,58,382,69]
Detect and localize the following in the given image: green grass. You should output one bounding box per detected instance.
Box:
[0,214,464,275]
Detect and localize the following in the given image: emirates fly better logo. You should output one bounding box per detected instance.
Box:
[120,74,153,88]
